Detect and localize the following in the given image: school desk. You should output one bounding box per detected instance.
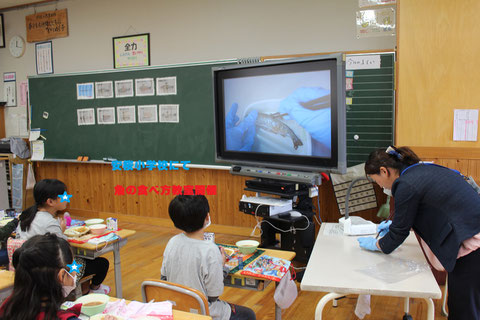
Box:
[70,229,136,299]
[109,297,213,320]
[225,247,296,320]
[0,270,14,301]
[301,223,442,320]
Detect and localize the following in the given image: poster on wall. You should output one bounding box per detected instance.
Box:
[113,33,150,69]
[356,8,395,38]
[3,72,16,107]
[35,41,54,74]
[26,8,68,42]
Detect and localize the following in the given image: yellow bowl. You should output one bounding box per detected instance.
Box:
[236,240,259,255]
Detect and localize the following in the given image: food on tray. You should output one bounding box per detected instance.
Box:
[64,226,90,237]
[83,301,104,306]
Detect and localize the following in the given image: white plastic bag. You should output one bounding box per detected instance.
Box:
[274,270,298,309]
[26,163,36,189]
[354,294,371,319]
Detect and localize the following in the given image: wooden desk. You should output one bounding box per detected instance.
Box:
[226,247,296,320]
[301,223,442,320]
[109,297,212,320]
[70,229,136,299]
[0,270,14,301]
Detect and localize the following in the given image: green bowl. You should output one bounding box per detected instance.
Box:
[236,240,259,255]
[74,293,109,316]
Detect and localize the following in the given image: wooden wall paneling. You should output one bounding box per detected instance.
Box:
[33,161,392,235]
[397,0,480,147]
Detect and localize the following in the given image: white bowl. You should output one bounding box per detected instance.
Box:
[89,224,107,235]
[74,293,109,316]
[85,218,104,226]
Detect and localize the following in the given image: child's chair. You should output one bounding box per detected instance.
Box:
[141,279,210,315]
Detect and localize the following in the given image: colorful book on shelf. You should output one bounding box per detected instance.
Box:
[240,255,291,282]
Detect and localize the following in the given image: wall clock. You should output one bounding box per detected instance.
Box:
[9,35,25,58]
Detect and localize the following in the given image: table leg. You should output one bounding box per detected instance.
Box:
[315,293,344,320]
[275,303,281,320]
[424,298,435,320]
[113,242,122,298]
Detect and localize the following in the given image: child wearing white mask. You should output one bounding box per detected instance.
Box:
[0,233,83,320]
[161,194,256,320]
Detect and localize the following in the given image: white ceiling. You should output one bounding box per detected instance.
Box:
[0,0,55,11]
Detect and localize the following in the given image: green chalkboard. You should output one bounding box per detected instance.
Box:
[345,53,395,166]
[29,60,236,165]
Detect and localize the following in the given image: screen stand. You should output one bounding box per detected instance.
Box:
[242,178,316,265]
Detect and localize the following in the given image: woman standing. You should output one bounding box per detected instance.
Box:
[358,146,480,320]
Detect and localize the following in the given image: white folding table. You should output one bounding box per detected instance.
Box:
[301,223,442,319]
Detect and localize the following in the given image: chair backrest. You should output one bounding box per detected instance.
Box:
[6,238,26,271]
[141,279,210,315]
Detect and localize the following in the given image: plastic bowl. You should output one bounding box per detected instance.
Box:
[236,240,259,255]
[89,224,107,235]
[85,218,105,226]
[75,293,109,316]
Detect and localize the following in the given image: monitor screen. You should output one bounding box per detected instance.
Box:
[213,54,346,174]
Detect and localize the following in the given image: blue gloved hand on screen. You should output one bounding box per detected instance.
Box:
[278,87,331,148]
[377,220,392,238]
[357,237,380,251]
[225,103,258,151]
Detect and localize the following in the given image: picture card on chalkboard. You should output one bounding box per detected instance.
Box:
[138,105,158,123]
[76,83,94,100]
[135,78,154,96]
[95,81,114,99]
[117,105,136,124]
[156,76,177,95]
[159,104,179,123]
[97,107,115,124]
[77,108,95,126]
[115,79,134,98]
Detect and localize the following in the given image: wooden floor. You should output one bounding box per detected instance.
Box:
[99,220,448,320]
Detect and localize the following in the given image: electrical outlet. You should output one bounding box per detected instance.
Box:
[309,186,318,198]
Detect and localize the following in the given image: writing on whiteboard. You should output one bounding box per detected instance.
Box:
[346,55,381,70]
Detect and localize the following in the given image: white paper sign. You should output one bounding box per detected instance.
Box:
[346,55,381,70]
[453,109,478,141]
[31,141,45,160]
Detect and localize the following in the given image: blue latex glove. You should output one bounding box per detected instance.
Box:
[278,87,331,148]
[357,237,380,251]
[377,220,392,238]
[225,103,258,151]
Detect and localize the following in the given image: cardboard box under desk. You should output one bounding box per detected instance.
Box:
[224,274,271,291]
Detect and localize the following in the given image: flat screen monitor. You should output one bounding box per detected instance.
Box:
[213,53,346,175]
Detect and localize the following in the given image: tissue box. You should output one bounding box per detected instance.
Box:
[106,217,118,231]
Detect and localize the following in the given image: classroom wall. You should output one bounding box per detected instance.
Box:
[0,0,395,137]
[396,0,480,183]
[397,0,480,149]
[3,0,395,231]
